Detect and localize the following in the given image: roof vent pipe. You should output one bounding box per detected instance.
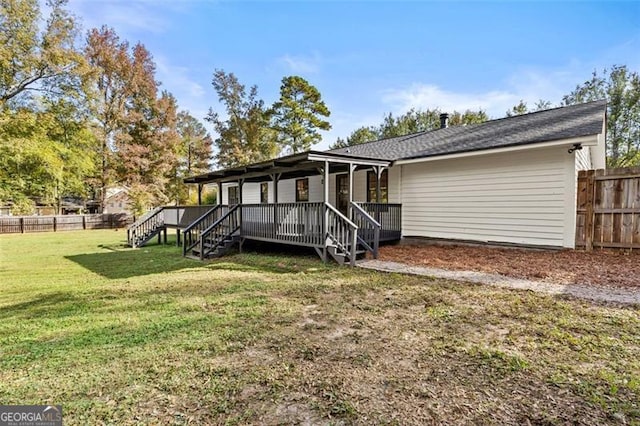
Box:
[439,113,449,129]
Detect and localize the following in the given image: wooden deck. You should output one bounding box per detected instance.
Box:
[241,202,401,246]
[128,202,402,263]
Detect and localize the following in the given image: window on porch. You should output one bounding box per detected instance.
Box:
[260,182,269,203]
[296,178,309,202]
[228,186,239,205]
[367,170,388,202]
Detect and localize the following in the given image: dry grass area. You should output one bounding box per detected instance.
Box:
[219,280,640,425]
[380,243,640,288]
[1,231,639,424]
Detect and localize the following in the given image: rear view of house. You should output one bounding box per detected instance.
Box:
[128,100,606,262]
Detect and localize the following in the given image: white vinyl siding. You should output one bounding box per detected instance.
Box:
[242,182,260,204]
[308,175,324,202]
[575,146,592,171]
[400,147,575,248]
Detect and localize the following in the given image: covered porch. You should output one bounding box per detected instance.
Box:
[128,151,402,265]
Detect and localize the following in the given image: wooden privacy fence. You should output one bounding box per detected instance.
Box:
[0,213,132,234]
[576,167,640,250]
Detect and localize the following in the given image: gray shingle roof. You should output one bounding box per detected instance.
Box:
[328,100,606,161]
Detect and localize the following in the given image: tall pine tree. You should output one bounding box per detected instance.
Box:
[272,76,331,153]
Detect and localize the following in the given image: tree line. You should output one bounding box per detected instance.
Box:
[0,0,215,215]
[0,0,332,215]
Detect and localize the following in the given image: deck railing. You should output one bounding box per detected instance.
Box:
[182,205,228,256]
[357,202,402,241]
[241,202,325,247]
[198,205,240,260]
[326,202,359,266]
[351,202,380,258]
[162,205,217,228]
[127,206,164,247]
[151,201,401,264]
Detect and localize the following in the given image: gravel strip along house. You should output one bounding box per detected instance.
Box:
[128,100,607,261]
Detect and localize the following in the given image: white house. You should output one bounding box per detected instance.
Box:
[103,186,132,214]
[210,101,605,248]
[130,101,606,262]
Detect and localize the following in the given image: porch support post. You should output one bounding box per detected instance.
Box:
[271,173,281,203]
[197,184,203,205]
[238,178,244,229]
[217,182,223,206]
[375,166,385,224]
[323,160,330,262]
[348,163,355,220]
[323,161,330,204]
[376,166,383,203]
[271,173,280,237]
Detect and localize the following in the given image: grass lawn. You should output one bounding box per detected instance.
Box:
[0,230,639,425]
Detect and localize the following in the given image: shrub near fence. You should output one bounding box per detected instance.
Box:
[0,214,133,234]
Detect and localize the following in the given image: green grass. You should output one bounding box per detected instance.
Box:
[0,230,639,424]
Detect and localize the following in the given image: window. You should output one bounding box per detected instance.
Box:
[367,169,388,202]
[296,178,309,202]
[228,186,239,205]
[260,182,269,203]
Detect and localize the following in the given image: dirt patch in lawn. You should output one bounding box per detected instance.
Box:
[212,278,640,425]
[379,243,640,288]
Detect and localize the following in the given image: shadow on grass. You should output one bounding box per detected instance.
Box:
[65,245,196,279]
[206,256,330,275]
[65,238,334,280]
[0,292,80,320]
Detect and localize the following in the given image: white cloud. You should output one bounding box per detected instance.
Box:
[278,52,322,74]
[155,56,205,99]
[381,65,590,118]
[67,0,178,35]
[382,84,516,117]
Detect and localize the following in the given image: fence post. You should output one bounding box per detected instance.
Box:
[82,215,86,229]
[20,217,24,233]
[584,170,595,251]
[53,216,57,232]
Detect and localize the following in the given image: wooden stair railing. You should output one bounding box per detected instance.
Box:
[351,202,381,259]
[190,205,241,260]
[325,202,359,266]
[182,205,226,256]
[127,206,164,248]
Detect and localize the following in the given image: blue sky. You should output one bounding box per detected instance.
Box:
[67,0,640,150]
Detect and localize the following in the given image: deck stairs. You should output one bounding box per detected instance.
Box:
[323,202,380,266]
[326,243,367,265]
[188,233,241,260]
[127,207,165,248]
[184,205,241,260]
